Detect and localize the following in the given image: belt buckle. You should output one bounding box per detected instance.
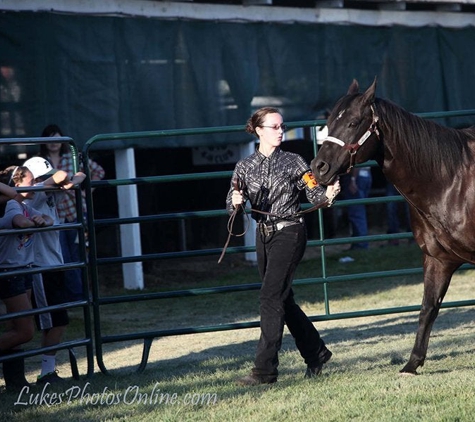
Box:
[259,223,270,236]
[263,224,270,236]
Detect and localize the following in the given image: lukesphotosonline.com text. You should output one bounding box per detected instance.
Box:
[14,382,218,407]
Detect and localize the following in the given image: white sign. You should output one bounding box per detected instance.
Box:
[192,145,241,166]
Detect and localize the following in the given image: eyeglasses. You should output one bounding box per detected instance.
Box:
[260,124,287,131]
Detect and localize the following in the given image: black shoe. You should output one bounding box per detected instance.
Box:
[37,371,64,385]
[319,347,333,364]
[305,348,332,378]
[236,374,277,386]
[2,354,32,392]
[4,379,31,392]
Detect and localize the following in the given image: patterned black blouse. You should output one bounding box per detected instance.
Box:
[226,147,328,222]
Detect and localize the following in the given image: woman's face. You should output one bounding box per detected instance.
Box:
[16,169,35,199]
[45,142,62,153]
[255,113,285,149]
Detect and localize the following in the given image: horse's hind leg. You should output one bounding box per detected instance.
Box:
[400,256,459,375]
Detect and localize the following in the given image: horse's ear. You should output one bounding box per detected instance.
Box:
[361,77,377,105]
[347,79,359,95]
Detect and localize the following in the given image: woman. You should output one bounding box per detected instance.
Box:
[40,124,105,301]
[226,107,340,385]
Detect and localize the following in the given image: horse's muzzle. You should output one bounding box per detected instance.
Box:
[311,158,334,185]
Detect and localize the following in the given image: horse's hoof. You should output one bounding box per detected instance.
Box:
[399,370,418,376]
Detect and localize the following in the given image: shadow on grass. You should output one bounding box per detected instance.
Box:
[2,308,473,421]
[87,307,474,379]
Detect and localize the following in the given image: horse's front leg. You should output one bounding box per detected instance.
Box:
[400,255,459,375]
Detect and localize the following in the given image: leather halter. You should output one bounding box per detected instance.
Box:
[323,104,380,173]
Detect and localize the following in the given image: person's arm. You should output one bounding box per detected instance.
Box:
[0,182,17,205]
[226,164,247,214]
[13,213,53,228]
[33,214,54,227]
[71,171,86,186]
[12,214,36,228]
[296,153,328,206]
[87,159,104,193]
[296,155,341,206]
[43,170,86,190]
[43,170,69,187]
[88,159,105,181]
[302,171,341,206]
[12,203,54,228]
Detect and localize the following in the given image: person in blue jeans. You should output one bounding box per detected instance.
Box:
[386,182,411,245]
[340,167,372,250]
[40,124,105,301]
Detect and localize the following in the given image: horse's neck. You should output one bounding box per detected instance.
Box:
[381,138,428,207]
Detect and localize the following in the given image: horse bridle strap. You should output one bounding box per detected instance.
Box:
[323,104,380,172]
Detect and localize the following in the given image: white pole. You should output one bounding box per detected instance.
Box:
[114,148,144,290]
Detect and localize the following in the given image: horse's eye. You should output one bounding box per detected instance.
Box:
[349,121,358,128]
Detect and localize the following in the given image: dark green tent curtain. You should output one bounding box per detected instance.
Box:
[1,11,474,149]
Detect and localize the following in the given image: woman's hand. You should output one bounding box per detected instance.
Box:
[232,190,244,208]
[30,215,47,227]
[325,180,341,203]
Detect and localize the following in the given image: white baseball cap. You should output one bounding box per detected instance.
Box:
[23,157,56,179]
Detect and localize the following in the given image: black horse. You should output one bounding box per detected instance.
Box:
[311,78,475,375]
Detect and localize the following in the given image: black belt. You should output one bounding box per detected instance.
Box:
[258,218,303,236]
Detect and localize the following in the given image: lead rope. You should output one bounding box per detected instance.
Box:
[217,203,251,264]
[218,191,336,264]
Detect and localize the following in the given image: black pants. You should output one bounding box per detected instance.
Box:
[252,222,326,380]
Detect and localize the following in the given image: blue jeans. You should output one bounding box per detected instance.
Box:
[252,223,327,380]
[60,226,83,301]
[386,183,411,234]
[341,172,372,249]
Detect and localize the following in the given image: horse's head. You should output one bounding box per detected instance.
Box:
[311,78,382,185]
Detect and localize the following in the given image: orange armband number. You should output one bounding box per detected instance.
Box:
[302,172,318,189]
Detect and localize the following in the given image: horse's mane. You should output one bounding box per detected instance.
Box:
[375,98,474,180]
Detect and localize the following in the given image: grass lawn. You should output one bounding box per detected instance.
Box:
[1,241,475,421]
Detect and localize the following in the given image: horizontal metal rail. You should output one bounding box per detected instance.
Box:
[2,112,474,380]
[82,109,475,375]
